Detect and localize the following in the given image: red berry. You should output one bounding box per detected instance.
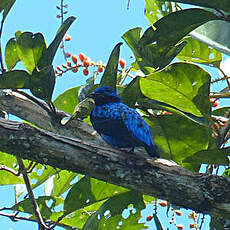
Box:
[119,59,126,68]
[60,44,64,49]
[212,101,219,107]
[176,224,184,230]
[189,223,195,229]
[65,52,71,58]
[67,61,72,67]
[56,14,61,18]
[64,34,71,41]
[175,210,182,216]
[72,55,78,64]
[83,58,91,67]
[146,216,153,222]
[209,98,215,103]
[98,66,104,73]
[79,53,86,62]
[56,66,63,71]
[158,201,167,207]
[83,68,89,76]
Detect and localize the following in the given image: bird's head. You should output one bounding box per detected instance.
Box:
[88,86,121,105]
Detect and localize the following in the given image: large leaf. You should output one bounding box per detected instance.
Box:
[184,147,230,165]
[146,114,209,168]
[158,0,230,13]
[140,62,211,117]
[177,36,222,66]
[30,65,56,102]
[0,70,30,89]
[82,191,146,230]
[38,16,76,68]
[138,8,220,48]
[122,27,186,73]
[100,42,122,89]
[191,20,230,56]
[53,87,80,114]
[16,32,46,74]
[64,176,128,215]
[5,38,20,70]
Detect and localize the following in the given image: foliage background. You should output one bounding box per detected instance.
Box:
[0,0,229,229]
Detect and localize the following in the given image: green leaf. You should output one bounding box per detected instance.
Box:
[212,107,230,117]
[30,65,56,102]
[120,77,142,108]
[123,28,186,73]
[192,20,230,56]
[140,62,211,117]
[145,0,177,25]
[146,114,209,167]
[0,152,24,185]
[78,77,94,102]
[138,8,219,48]
[30,165,57,191]
[51,171,78,197]
[100,42,122,89]
[184,147,230,165]
[38,16,76,68]
[177,36,222,66]
[53,87,80,114]
[64,176,128,215]
[0,70,30,89]
[82,191,146,230]
[5,38,20,70]
[12,196,64,219]
[158,0,230,13]
[16,32,46,74]
[138,98,210,126]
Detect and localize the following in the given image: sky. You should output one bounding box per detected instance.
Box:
[0,0,228,229]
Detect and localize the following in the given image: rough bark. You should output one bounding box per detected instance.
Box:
[0,89,230,219]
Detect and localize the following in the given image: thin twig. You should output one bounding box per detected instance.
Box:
[0,165,20,176]
[17,157,49,229]
[26,162,38,174]
[0,15,6,73]
[13,90,55,118]
[0,211,74,229]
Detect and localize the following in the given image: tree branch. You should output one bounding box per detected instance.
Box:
[0,118,230,219]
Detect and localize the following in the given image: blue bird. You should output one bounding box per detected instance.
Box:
[89,86,160,158]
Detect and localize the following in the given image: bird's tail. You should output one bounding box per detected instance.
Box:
[145,143,160,158]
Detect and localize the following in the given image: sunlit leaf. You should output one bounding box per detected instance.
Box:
[146,114,209,168]
[64,176,128,215]
[5,38,20,70]
[145,0,178,25]
[82,191,146,230]
[53,87,80,114]
[0,152,24,185]
[140,62,211,117]
[177,36,222,66]
[16,32,46,74]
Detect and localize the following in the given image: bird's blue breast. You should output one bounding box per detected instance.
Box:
[90,102,154,149]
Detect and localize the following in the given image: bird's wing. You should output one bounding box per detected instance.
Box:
[121,107,153,147]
